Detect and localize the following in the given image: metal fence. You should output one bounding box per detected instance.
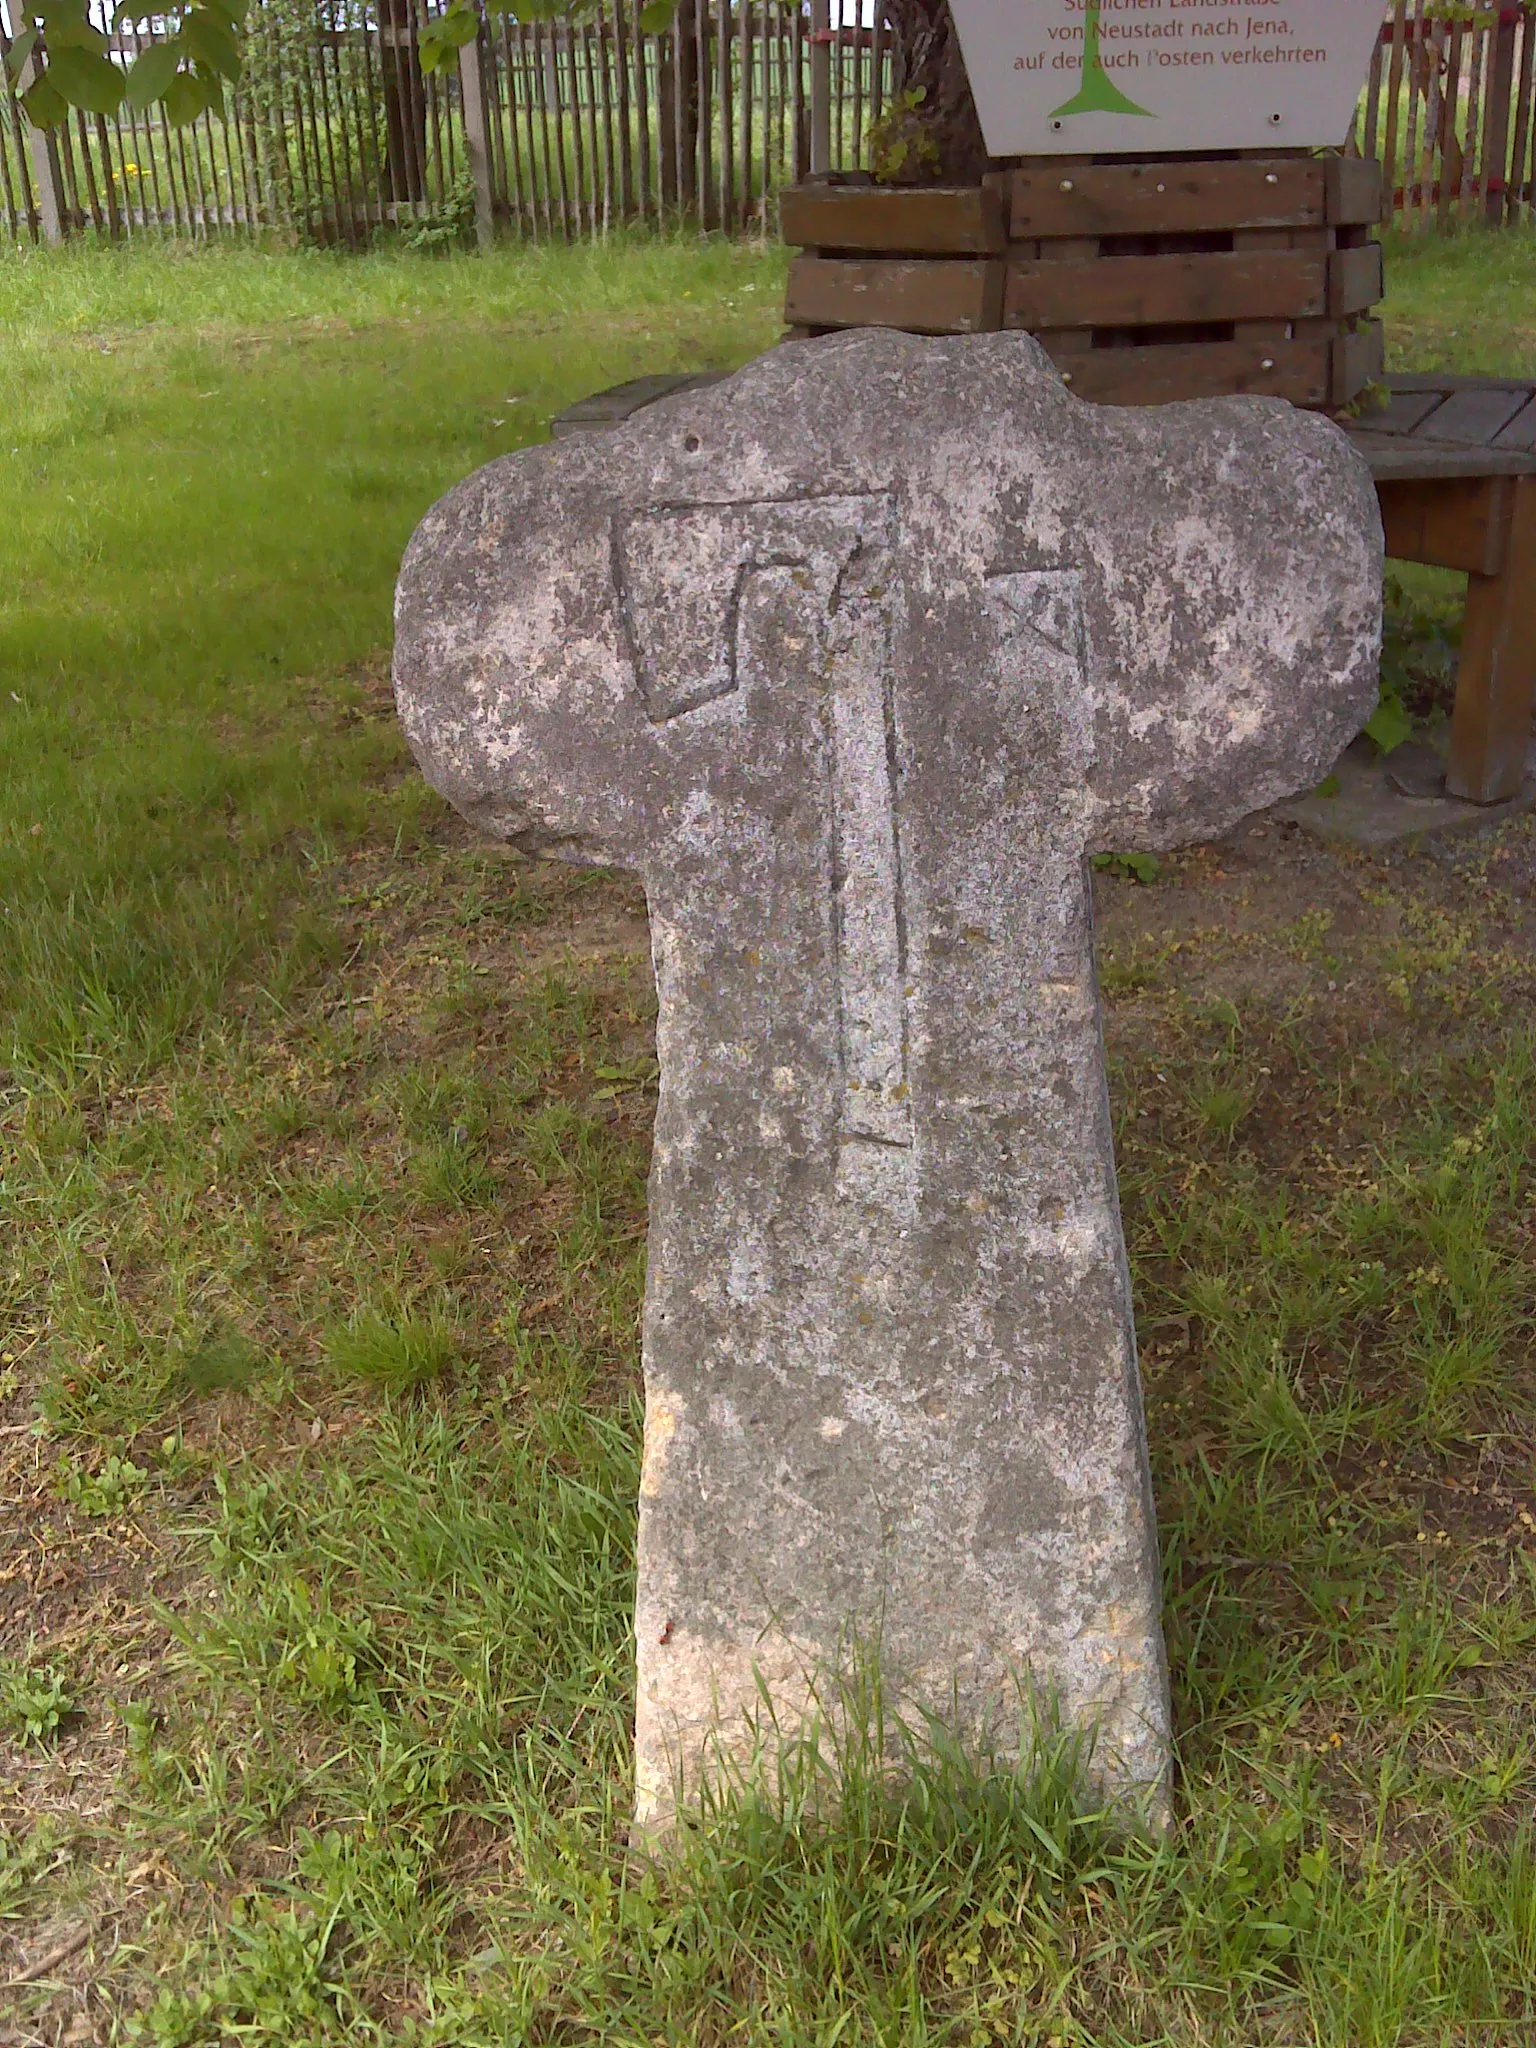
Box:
[2,1,1535,246]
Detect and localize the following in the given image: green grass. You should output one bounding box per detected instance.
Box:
[1383,224,1536,377]
[0,233,784,1080]
[0,233,1534,2044]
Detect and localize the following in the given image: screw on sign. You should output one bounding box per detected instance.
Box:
[393,331,1382,1835]
[955,0,1387,156]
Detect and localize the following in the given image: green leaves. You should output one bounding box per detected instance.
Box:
[418,2,479,76]
[164,65,223,125]
[20,69,67,126]
[182,7,240,81]
[45,42,125,113]
[4,24,39,81]
[1091,850,1161,884]
[123,39,181,109]
[11,0,242,125]
[0,1657,74,1747]
[1365,681,1414,756]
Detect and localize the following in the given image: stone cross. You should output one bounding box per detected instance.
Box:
[393,331,1381,1833]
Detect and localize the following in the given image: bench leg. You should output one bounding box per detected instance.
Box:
[1446,474,1536,805]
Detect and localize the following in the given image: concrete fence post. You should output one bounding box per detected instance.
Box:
[12,41,67,244]
[458,25,496,250]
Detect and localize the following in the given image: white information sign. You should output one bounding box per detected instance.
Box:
[947,0,1385,158]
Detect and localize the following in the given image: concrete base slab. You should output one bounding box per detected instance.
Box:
[1270,734,1536,849]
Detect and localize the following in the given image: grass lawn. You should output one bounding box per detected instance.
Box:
[0,229,1534,2047]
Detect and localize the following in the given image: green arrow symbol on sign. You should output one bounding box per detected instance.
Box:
[1051,0,1154,119]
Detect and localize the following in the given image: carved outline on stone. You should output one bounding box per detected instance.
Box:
[984,568,1085,667]
[613,492,913,1200]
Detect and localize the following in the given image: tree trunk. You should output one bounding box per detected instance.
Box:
[880,0,987,186]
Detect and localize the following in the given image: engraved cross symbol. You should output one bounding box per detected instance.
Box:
[616,493,916,1200]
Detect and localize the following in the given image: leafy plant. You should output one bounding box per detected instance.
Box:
[0,1656,75,1746]
[397,170,479,253]
[126,1904,349,2043]
[54,1449,150,1516]
[1092,850,1161,884]
[866,88,943,187]
[5,0,242,129]
[1365,676,1415,757]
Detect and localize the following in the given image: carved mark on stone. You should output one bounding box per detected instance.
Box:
[614,495,911,1201]
[823,530,912,1193]
[984,569,1093,779]
[986,568,1084,665]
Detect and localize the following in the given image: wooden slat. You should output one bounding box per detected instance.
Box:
[1367,389,1448,436]
[1004,250,1329,330]
[1362,7,1387,166]
[1044,339,1332,411]
[1325,154,1385,226]
[1447,474,1536,802]
[1351,432,1536,482]
[1383,0,1409,224]
[1492,397,1536,452]
[784,254,1004,334]
[1511,4,1536,224]
[1329,243,1385,319]
[1332,318,1386,408]
[1404,0,1429,225]
[1419,387,1535,445]
[779,183,1006,255]
[1008,158,1329,240]
[1375,474,1513,576]
[1437,16,1464,234]
[1232,224,1336,254]
[1466,9,1491,220]
[1389,373,1536,393]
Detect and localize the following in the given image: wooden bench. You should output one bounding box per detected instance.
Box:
[551,367,1536,810]
[1348,376,1536,806]
[550,372,728,438]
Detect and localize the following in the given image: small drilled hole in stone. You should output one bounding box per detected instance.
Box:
[683,433,702,453]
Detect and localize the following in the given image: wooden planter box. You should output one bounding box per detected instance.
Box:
[780,156,1386,414]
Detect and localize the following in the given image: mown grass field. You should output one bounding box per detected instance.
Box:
[0,227,1534,2047]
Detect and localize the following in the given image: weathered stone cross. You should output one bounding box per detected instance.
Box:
[394,331,1381,1832]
